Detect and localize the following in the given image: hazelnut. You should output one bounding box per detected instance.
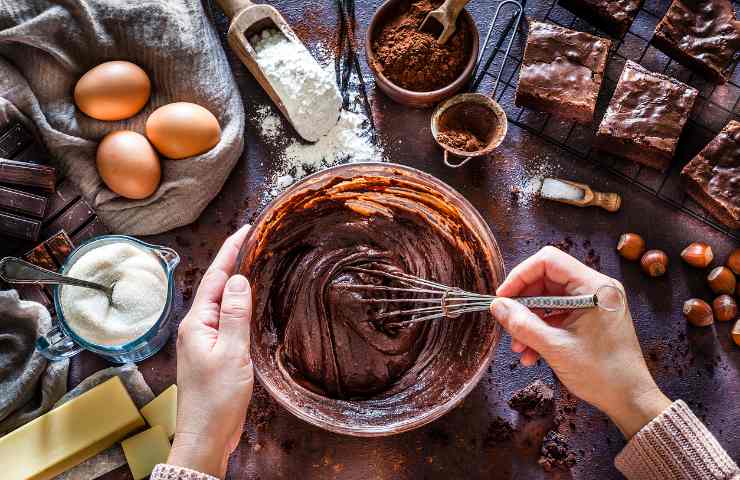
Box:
[707,266,736,295]
[680,242,714,268]
[683,299,714,326]
[732,319,740,347]
[712,295,737,322]
[640,250,668,277]
[616,233,646,262]
[727,248,740,275]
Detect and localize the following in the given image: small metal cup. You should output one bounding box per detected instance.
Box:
[431,0,523,168]
[431,93,508,168]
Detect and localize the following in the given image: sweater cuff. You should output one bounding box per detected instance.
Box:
[150,464,220,480]
[615,400,738,480]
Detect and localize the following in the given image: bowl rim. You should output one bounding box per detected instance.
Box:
[364,0,481,101]
[236,162,505,436]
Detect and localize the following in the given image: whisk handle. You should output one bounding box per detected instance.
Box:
[514,294,597,310]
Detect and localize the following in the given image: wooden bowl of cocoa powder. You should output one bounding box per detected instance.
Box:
[366,0,479,108]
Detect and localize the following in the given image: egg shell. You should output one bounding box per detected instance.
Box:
[96,131,161,200]
[74,61,151,121]
[145,102,221,159]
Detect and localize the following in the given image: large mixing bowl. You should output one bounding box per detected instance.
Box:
[237,163,504,436]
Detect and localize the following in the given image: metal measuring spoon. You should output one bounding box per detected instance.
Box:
[0,257,114,299]
[431,0,523,168]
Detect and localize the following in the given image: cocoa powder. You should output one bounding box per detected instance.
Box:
[372,0,470,92]
[437,129,485,152]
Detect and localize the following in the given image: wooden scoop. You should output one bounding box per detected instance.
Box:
[419,0,472,44]
[215,0,325,141]
[538,177,622,212]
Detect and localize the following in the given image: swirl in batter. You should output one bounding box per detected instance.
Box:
[247,174,494,400]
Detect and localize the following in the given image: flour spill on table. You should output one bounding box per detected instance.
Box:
[249,39,385,202]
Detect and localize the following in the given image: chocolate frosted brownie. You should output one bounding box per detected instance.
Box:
[560,0,644,36]
[595,60,698,171]
[682,120,740,229]
[515,20,612,124]
[653,0,740,83]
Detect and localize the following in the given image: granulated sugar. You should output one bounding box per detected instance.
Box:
[540,178,585,201]
[251,29,342,142]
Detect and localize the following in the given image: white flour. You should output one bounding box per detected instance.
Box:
[251,29,342,142]
[250,38,385,200]
[60,243,167,346]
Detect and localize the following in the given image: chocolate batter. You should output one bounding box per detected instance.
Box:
[241,167,501,412]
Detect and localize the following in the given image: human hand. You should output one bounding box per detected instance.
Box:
[490,246,671,438]
[167,225,253,478]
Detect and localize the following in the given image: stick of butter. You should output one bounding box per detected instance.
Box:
[121,425,172,480]
[140,384,177,438]
[0,376,145,480]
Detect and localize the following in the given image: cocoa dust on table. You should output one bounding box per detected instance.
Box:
[371,0,470,92]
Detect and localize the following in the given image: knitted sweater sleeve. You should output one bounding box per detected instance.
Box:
[150,464,220,480]
[616,400,739,480]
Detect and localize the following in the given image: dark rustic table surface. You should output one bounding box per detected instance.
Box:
[64,0,740,478]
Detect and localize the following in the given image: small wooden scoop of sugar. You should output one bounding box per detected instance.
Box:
[538,177,621,212]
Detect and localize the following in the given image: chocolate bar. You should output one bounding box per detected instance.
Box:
[23,230,75,299]
[0,159,56,192]
[42,197,95,238]
[0,210,41,241]
[0,185,47,217]
[72,217,110,244]
[0,123,34,158]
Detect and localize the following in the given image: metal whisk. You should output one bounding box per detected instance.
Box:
[339,267,622,327]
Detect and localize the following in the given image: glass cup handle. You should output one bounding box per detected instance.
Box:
[36,324,83,361]
[157,247,180,270]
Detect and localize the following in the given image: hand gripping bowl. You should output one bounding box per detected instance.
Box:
[237,163,504,436]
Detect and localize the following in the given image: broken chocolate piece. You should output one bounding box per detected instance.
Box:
[509,379,555,417]
[42,198,94,238]
[0,185,47,218]
[24,230,75,272]
[0,159,56,192]
[72,217,110,244]
[0,210,41,241]
[539,431,577,471]
[13,284,52,310]
[0,123,34,158]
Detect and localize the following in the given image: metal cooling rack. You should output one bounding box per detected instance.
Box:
[481,0,740,241]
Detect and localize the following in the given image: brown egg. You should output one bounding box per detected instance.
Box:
[145,102,221,159]
[74,61,151,121]
[96,131,161,199]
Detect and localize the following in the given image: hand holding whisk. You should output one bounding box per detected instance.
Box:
[339,267,624,327]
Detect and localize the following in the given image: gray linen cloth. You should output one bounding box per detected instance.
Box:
[0,290,69,435]
[0,0,245,235]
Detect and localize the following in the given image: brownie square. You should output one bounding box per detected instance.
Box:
[515,20,612,124]
[559,0,644,36]
[681,120,740,229]
[595,60,698,171]
[653,0,740,83]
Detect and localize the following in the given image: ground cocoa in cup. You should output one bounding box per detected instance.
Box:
[371,0,471,92]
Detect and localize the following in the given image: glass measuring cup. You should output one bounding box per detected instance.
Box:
[36,235,180,364]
